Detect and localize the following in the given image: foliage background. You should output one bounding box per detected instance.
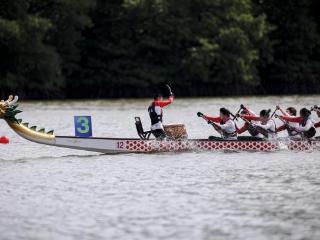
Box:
[0,0,319,99]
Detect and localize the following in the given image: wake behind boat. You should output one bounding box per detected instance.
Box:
[1,96,320,153]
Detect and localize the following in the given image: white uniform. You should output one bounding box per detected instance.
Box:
[220,119,237,140]
[295,118,314,132]
[255,119,277,139]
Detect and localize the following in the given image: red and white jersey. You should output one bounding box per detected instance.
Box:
[149,96,174,130]
[295,118,314,132]
[219,118,237,140]
[255,119,277,139]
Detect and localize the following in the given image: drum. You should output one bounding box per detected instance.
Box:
[163,124,188,140]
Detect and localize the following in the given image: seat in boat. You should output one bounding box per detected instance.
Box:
[135,117,152,140]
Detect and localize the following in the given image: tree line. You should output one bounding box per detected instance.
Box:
[0,0,319,99]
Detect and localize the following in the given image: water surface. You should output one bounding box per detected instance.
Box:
[1,96,320,240]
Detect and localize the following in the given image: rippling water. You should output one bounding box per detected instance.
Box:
[1,96,320,240]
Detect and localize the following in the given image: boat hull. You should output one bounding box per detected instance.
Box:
[53,137,320,153]
[54,136,282,153]
[287,139,320,151]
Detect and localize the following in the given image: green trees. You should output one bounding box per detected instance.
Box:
[76,0,271,97]
[254,0,320,94]
[0,0,62,98]
[178,0,271,95]
[0,0,93,98]
[0,0,319,98]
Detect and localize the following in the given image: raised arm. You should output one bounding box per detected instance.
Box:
[202,115,222,123]
[154,95,174,108]
[241,105,258,116]
[239,114,260,121]
[277,106,289,116]
[280,115,302,123]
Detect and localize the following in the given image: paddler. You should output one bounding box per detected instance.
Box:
[281,108,316,139]
[312,106,320,139]
[312,105,320,128]
[275,106,299,138]
[251,109,277,139]
[197,108,237,140]
[148,85,174,140]
[236,105,264,141]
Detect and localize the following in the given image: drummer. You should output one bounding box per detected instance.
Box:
[148,89,174,140]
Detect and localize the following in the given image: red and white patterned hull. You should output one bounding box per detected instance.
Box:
[118,139,280,153]
[287,140,320,151]
[54,137,283,153]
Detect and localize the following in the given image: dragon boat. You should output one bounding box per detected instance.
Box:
[0,96,319,153]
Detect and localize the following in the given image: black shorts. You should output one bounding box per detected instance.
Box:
[151,129,166,140]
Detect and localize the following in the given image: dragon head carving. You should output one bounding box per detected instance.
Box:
[0,95,21,122]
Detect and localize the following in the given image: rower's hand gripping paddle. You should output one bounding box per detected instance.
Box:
[236,105,268,137]
[197,112,204,117]
[197,112,222,135]
[275,114,291,129]
[232,106,242,121]
[197,112,211,124]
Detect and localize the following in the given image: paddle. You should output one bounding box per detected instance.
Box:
[240,104,254,115]
[166,84,173,96]
[274,113,303,137]
[270,107,278,118]
[232,107,242,121]
[275,114,291,128]
[233,110,270,138]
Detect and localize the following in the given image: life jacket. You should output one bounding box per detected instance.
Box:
[301,117,316,139]
[248,124,259,136]
[286,122,299,137]
[287,128,298,137]
[148,103,163,125]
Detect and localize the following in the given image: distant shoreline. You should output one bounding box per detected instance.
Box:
[8,94,320,102]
